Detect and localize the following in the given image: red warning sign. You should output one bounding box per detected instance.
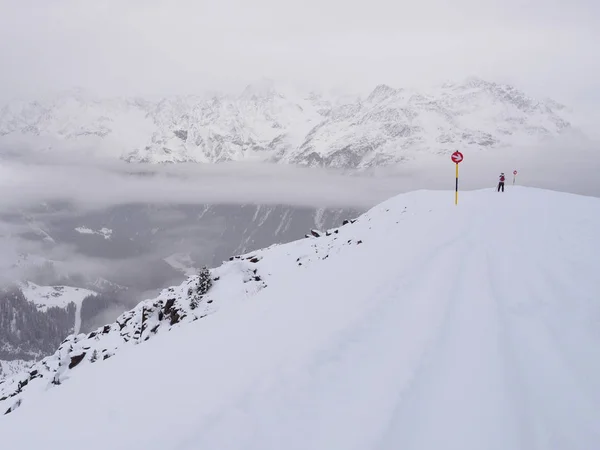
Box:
[451,151,464,164]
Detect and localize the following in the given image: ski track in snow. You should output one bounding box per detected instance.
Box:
[1,188,599,450]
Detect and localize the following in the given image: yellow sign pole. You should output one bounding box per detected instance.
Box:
[451,151,463,205]
[455,163,459,205]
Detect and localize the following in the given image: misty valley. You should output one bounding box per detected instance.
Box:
[0,200,358,375]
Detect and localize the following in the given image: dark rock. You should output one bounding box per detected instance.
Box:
[163,298,176,315]
[342,220,350,225]
[310,229,321,238]
[357,240,363,244]
[102,325,111,334]
[4,399,22,416]
[174,129,188,141]
[117,316,132,331]
[169,309,181,325]
[68,352,86,369]
[249,257,260,263]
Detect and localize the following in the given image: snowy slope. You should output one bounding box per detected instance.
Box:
[0,78,574,168]
[0,361,31,380]
[19,282,96,334]
[1,187,600,450]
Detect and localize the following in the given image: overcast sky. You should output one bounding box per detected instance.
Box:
[1,0,598,107]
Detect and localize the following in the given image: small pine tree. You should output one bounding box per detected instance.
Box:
[90,350,98,363]
[188,267,212,309]
[197,267,212,295]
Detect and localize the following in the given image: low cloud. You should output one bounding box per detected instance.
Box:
[2,135,599,213]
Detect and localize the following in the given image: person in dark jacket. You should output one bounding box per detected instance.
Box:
[497,173,505,192]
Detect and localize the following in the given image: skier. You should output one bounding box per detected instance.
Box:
[497,173,505,192]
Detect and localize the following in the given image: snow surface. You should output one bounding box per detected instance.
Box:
[1,187,600,450]
[19,282,96,333]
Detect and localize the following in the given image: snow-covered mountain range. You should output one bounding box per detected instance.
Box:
[1,186,599,450]
[0,78,574,169]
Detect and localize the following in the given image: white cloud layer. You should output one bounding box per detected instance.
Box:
[1,136,599,213]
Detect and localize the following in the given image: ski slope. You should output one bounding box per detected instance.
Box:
[1,187,599,450]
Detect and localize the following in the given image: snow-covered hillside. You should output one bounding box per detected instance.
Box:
[0,78,574,168]
[0,361,30,380]
[1,186,599,449]
[19,282,96,334]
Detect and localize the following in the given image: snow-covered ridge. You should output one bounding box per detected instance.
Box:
[0,208,361,415]
[2,187,599,450]
[19,282,95,313]
[0,263,263,414]
[19,282,96,334]
[0,78,575,169]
